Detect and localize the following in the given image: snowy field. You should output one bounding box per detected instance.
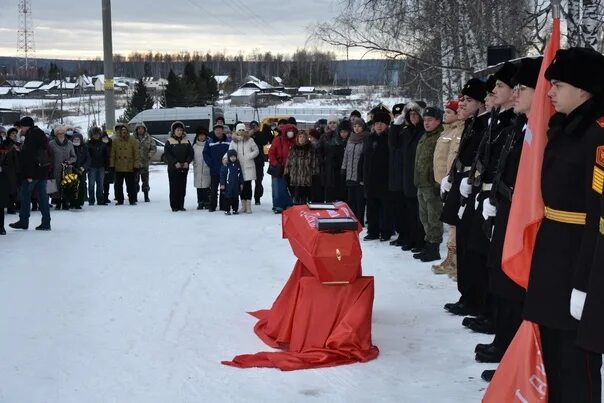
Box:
[1,166,524,403]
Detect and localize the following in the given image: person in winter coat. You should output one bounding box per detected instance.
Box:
[391,102,426,251]
[268,123,296,213]
[164,121,194,212]
[0,137,20,235]
[220,149,244,215]
[203,123,230,212]
[49,125,77,210]
[414,107,445,263]
[389,106,408,246]
[133,123,157,203]
[70,131,91,210]
[192,127,211,210]
[431,100,464,274]
[101,131,114,203]
[318,115,348,202]
[229,123,260,213]
[110,124,140,206]
[9,116,52,231]
[87,127,109,205]
[1,129,20,214]
[361,111,393,241]
[251,121,271,205]
[342,118,367,226]
[285,130,320,205]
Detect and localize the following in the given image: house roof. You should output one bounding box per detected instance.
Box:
[0,87,12,95]
[12,87,36,94]
[298,86,315,93]
[214,75,229,85]
[24,81,44,89]
[230,87,260,97]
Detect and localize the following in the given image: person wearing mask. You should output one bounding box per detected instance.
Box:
[133,123,157,203]
[164,121,194,212]
[268,123,296,213]
[9,117,51,231]
[49,125,76,210]
[192,127,211,210]
[203,122,230,212]
[110,124,140,206]
[87,127,109,206]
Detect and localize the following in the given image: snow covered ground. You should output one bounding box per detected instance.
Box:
[1,166,589,403]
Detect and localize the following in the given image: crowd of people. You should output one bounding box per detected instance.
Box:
[1,46,603,401]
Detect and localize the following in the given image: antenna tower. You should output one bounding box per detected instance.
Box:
[17,0,36,77]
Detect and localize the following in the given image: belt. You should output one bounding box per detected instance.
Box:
[482,183,493,192]
[544,206,587,225]
[600,217,604,235]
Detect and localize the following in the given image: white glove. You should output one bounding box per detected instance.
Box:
[457,205,466,220]
[440,176,452,195]
[482,198,497,221]
[474,194,480,210]
[393,114,406,125]
[570,288,587,320]
[459,178,473,198]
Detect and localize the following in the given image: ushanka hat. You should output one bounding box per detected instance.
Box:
[545,47,604,95]
[493,61,518,88]
[423,107,444,121]
[392,103,406,116]
[513,57,544,89]
[372,111,391,125]
[485,75,497,93]
[461,78,487,103]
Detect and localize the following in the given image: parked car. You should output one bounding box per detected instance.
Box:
[150,137,165,164]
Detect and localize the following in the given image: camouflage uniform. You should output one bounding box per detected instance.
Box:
[415,125,444,244]
[134,123,157,195]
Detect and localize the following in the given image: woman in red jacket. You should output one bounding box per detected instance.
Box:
[268,123,296,213]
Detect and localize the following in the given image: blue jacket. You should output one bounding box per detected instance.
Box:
[203,138,230,176]
[220,161,243,198]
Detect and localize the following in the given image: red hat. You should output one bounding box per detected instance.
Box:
[445,99,459,113]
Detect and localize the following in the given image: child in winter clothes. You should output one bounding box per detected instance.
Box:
[342,118,367,226]
[192,127,211,210]
[220,149,243,215]
[285,130,319,205]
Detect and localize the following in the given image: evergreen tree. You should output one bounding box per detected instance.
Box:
[119,78,155,122]
[182,62,200,106]
[164,69,185,108]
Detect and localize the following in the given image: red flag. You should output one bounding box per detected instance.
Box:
[502,18,561,289]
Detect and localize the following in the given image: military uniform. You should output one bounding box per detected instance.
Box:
[134,123,157,201]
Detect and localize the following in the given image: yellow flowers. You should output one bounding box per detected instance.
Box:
[60,173,79,188]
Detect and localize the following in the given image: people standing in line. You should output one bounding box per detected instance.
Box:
[9,117,51,231]
[250,120,271,205]
[164,121,194,212]
[110,124,140,206]
[413,107,445,262]
[70,131,90,210]
[221,149,243,215]
[432,99,464,275]
[361,111,393,241]
[192,127,211,210]
[229,123,259,214]
[48,125,76,210]
[101,131,114,204]
[285,130,320,205]
[87,127,109,206]
[203,122,230,212]
[342,118,368,226]
[268,123,296,214]
[388,103,407,246]
[133,123,157,203]
[319,115,348,202]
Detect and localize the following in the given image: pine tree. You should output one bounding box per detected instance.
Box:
[119,78,155,122]
[164,69,185,108]
[182,62,200,106]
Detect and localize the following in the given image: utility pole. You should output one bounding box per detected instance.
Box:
[102,0,116,134]
[551,0,561,19]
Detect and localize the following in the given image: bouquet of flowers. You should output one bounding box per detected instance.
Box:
[60,172,80,199]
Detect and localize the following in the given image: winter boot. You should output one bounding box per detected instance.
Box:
[0,227,6,235]
[31,200,38,211]
[420,243,441,263]
[9,220,28,230]
[197,203,204,210]
[245,200,252,214]
[35,223,51,231]
[144,191,150,203]
[432,246,456,274]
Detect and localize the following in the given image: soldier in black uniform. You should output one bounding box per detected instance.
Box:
[523,47,604,402]
[440,78,489,316]
[478,56,543,381]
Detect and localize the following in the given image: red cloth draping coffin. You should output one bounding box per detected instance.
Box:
[222,261,379,371]
[282,203,362,283]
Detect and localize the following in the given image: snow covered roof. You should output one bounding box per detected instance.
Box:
[230,87,260,97]
[12,87,36,95]
[62,82,78,90]
[39,80,61,91]
[24,81,44,89]
[273,76,283,85]
[0,87,12,95]
[298,86,315,93]
[214,75,229,85]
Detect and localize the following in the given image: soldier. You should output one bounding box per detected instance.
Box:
[133,123,157,203]
[441,78,489,316]
[523,47,604,401]
[478,56,543,382]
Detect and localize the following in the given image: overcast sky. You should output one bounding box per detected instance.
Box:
[0,0,343,59]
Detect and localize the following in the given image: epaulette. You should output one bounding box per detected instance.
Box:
[597,116,604,128]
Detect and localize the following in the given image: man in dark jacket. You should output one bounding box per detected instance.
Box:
[250,120,271,205]
[165,121,194,212]
[87,127,109,205]
[9,116,51,231]
[361,111,393,241]
[203,123,230,212]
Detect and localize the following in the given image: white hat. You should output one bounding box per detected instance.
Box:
[235,123,246,132]
[327,115,338,124]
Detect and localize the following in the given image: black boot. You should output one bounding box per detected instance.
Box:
[481,370,496,382]
[420,243,441,262]
[9,220,28,230]
[475,345,504,363]
[36,223,51,231]
[31,200,38,211]
[197,203,203,210]
[144,191,150,202]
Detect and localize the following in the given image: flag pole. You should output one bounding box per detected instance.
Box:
[551,0,561,19]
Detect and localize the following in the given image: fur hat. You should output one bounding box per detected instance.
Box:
[372,111,391,125]
[171,121,185,132]
[134,122,147,132]
[338,119,352,132]
[350,110,362,119]
[352,117,366,127]
[423,107,444,121]
[513,57,543,89]
[287,117,297,126]
[493,62,518,88]
[20,116,34,127]
[392,103,406,116]
[445,100,459,113]
[235,123,246,132]
[461,78,487,103]
[545,47,604,95]
[485,75,497,93]
[327,115,339,124]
